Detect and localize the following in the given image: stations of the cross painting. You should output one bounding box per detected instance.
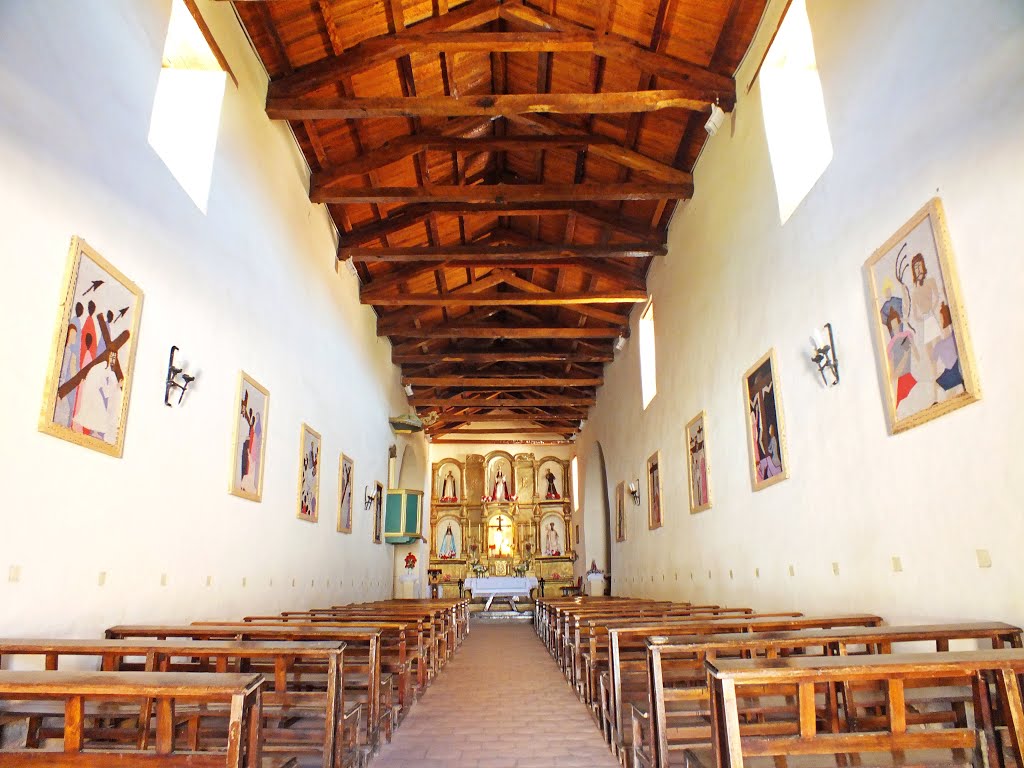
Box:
[56,315,129,399]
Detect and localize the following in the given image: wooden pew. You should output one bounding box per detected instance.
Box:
[0,670,266,766]
[240,616,423,708]
[106,624,386,755]
[601,615,884,765]
[0,638,351,768]
[703,648,1024,768]
[642,621,1023,768]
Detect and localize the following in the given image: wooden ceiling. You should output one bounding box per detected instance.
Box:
[231,0,768,442]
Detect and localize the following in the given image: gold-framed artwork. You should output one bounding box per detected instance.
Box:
[372,481,384,544]
[229,371,269,502]
[615,481,626,542]
[647,451,663,530]
[39,236,144,457]
[743,349,790,491]
[864,197,980,434]
[297,423,321,522]
[685,410,712,513]
[337,453,354,533]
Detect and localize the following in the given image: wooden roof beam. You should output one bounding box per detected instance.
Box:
[334,204,432,247]
[344,241,664,262]
[266,0,502,98]
[378,324,623,339]
[364,289,645,306]
[313,131,609,188]
[411,395,595,407]
[316,182,691,204]
[392,350,614,364]
[268,90,711,121]
[498,2,736,107]
[404,376,601,387]
[509,113,693,185]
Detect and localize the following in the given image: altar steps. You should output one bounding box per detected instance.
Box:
[470,607,534,623]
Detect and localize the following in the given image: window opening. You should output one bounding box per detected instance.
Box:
[759,0,832,224]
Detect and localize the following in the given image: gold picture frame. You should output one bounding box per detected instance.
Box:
[615,481,626,542]
[297,423,321,522]
[372,481,384,544]
[39,237,144,457]
[647,451,663,530]
[229,371,269,502]
[743,349,790,491]
[864,197,980,434]
[685,410,712,513]
[337,453,354,533]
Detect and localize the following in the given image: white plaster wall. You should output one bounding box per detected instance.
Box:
[0,0,408,636]
[579,0,1024,625]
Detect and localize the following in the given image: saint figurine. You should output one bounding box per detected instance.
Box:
[544,521,561,555]
[438,524,457,559]
[440,470,458,502]
[544,468,560,499]
[491,468,510,501]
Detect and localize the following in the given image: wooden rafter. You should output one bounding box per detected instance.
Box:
[267,91,713,121]
[345,241,664,262]
[315,181,692,204]
[363,290,645,306]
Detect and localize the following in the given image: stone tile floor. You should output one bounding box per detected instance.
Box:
[372,621,621,768]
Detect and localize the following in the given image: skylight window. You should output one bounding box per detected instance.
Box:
[640,300,657,409]
[759,0,832,224]
[148,0,228,213]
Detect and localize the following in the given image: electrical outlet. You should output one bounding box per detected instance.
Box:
[976,549,992,568]
[160,573,168,587]
[98,571,107,587]
[788,565,795,577]
[8,565,21,583]
[891,556,903,573]
[832,562,840,576]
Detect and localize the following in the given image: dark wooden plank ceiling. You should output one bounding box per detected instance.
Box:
[230,0,768,440]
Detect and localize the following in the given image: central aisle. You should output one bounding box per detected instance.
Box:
[373,621,622,768]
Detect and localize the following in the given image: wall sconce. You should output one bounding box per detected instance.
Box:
[403,383,414,397]
[364,485,380,511]
[810,322,840,386]
[627,480,641,506]
[704,99,726,136]
[164,346,196,406]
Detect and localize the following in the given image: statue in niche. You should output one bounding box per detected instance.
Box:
[544,468,560,499]
[440,470,458,502]
[438,524,457,559]
[544,521,562,556]
[491,468,511,501]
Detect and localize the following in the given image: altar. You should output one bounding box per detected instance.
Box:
[464,576,539,611]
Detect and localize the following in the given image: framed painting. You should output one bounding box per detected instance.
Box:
[685,410,712,513]
[647,451,663,530]
[229,372,269,501]
[864,197,979,433]
[39,237,144,457]
[372,481,384,544]
[297,423,321,522]
[337,453,354,533]
[615,481,626,542]
[744,349,790,491]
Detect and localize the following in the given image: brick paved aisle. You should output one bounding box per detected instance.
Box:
[372,621,622,768]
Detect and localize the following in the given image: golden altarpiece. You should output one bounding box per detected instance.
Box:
[429,451,574,598]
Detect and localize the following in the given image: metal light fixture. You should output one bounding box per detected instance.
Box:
[627,480,641,506]
[364,485,379,511]
[810,322,840,386]
[704,100,726,136]
[403,383,414,397]
[164,346,196,406]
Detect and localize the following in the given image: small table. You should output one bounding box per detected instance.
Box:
[464,576,539,611]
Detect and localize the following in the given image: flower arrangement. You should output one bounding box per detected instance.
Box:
[471,563,488,577]
[439,551,457,560]
[404,553,417,570]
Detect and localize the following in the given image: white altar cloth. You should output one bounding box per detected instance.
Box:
[464,576,539,610]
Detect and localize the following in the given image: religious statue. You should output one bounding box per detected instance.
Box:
[439,470,458,502]
[544,468,560,499]
[438,524,457,559]
[491,468,510,501]
[543,521,561,556]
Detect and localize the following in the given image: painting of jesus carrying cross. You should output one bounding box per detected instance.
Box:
[39,237,143,457]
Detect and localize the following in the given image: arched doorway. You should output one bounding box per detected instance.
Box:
[581,440,611,580]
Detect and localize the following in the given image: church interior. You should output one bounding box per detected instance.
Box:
[2,0,1023,766]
